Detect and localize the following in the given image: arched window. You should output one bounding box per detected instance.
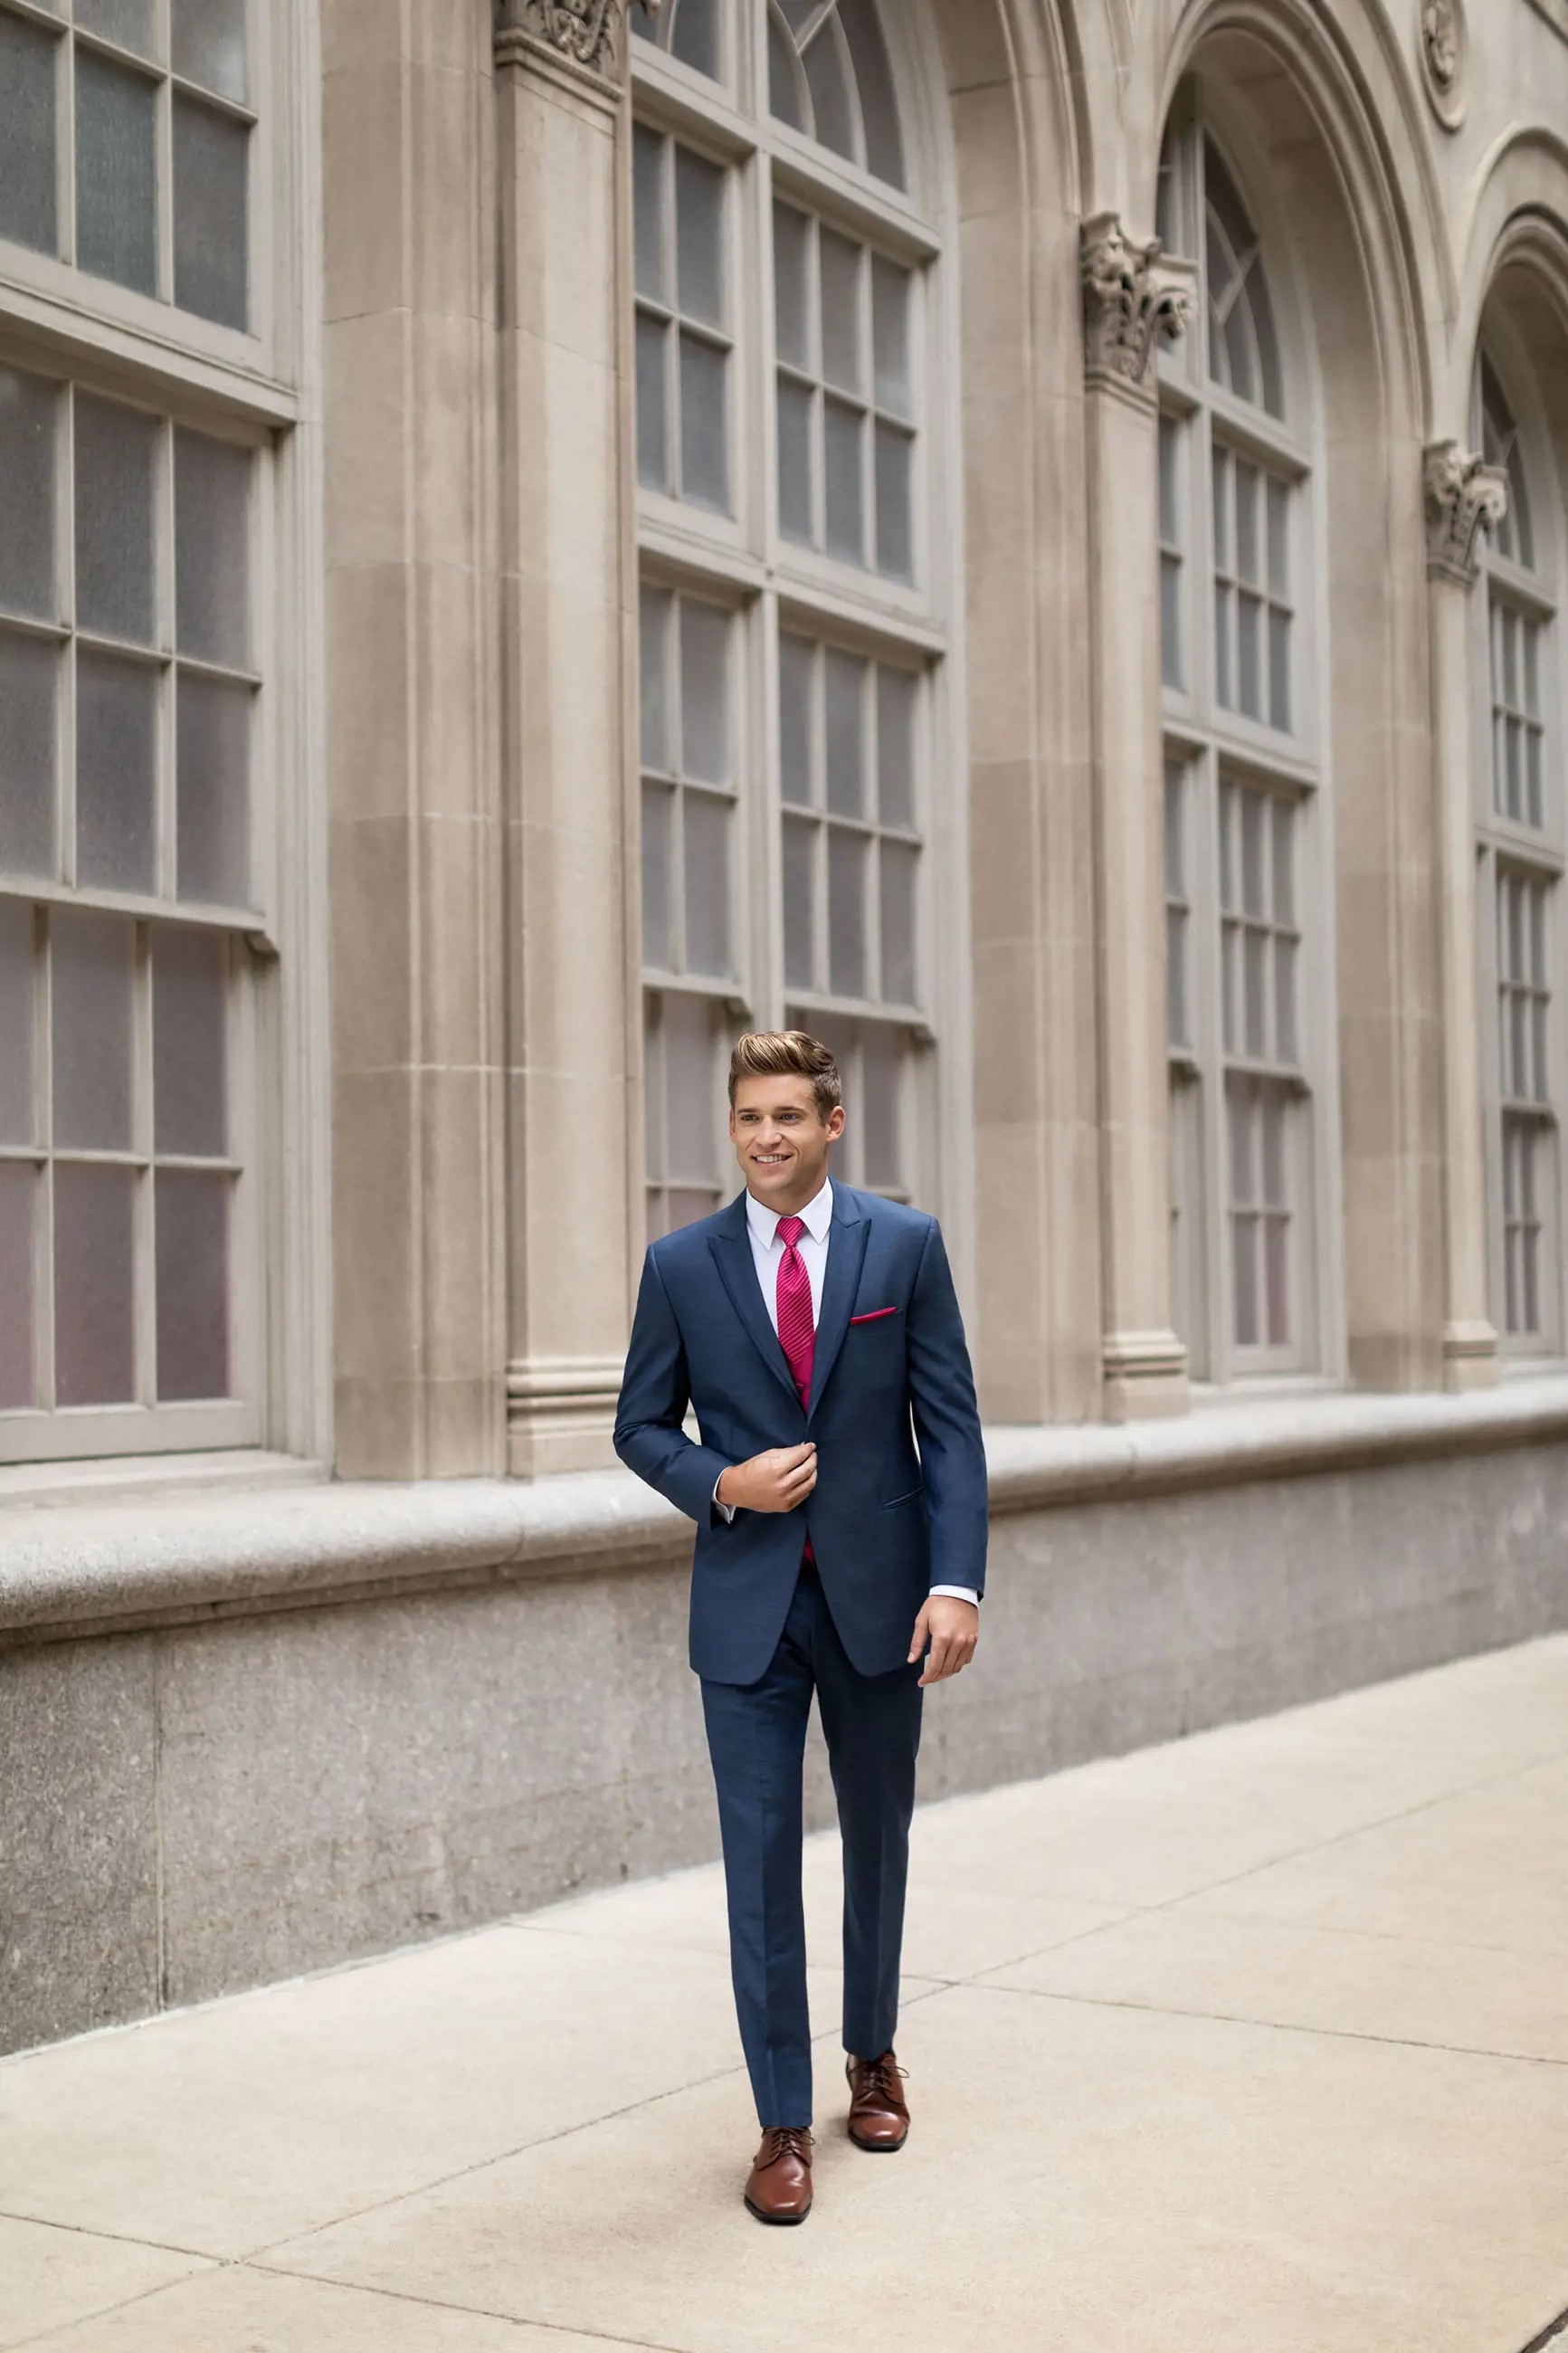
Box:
[632,0,947,1236]
[1476,348,1561,1349]
[1156,99,1326,1380]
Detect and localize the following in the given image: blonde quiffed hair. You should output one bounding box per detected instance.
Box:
[727,1031,842,1120]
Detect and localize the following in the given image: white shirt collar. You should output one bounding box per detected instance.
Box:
[745,1174,834,1249]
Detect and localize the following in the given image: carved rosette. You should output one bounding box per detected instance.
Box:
[495,0,625,80]
[1423,441,1507,584]
[1080,212,1196,395]
[1419,0,1467,129]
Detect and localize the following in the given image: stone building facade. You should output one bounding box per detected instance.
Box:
[5,0,1568,2052]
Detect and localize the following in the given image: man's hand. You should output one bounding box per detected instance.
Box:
[908,1594,979,1687]
[717,1443,817,1515]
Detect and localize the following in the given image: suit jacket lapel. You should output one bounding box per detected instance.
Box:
[808,1186,869,1421]
[708,1192,800,1411]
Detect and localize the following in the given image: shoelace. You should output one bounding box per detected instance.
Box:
[851,2054,908,2105]
[761,2126,813,2166]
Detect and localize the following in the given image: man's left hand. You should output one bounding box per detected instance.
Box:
[908,1596,979,1688]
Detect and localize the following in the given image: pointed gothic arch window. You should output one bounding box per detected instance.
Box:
[767,0,905,189]
[1475,346,1561,1348]
[1155,97,1329,1385]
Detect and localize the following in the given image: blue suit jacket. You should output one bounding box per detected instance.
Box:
[613,1184,989,1684]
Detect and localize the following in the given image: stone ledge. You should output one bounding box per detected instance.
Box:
[4,1377,1568,1644]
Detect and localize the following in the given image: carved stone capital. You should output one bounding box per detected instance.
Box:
[1080,212,1196,396]
[1423,440,1507,584]
[495,0,626,82]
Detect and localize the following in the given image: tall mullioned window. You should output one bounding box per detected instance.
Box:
[632,0,946,1238]
[0,0,288,1467]
[1477,353,1562,1349]
[1156,100,1325,1379]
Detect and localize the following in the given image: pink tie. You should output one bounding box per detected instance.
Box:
[775,1215,815,1412]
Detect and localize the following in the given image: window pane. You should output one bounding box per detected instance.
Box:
[74,394,158,648]
[872,256,910,416]
[874,421,912,580]
[632,126,665,303]
[1268,607,1290,733]
[76,651,157,894]
[0,900,37,1145]
[1234,463,1259,587]
[803,16,855,165]
[782,814,815,989]
[176,672,252,907]
[176,429,251,666]
[0,632,60,878]
[670,0,720,78]
[153,923,226,1157]
[860,1024,903,1186]
[636,313,670,492]
[75,49,157,297]
[639,585,671,771]
[679,599,729,784]
[828,827,868,997]
[172,96,249,329]
[641,780,674,970]
[171,0,248,102]
[819,229,862,395]
[1160,554,1182,691]
[51,905,135,1149]
[0,1163,36,1409]
[53,1159,137,1405]
[773,203,811,371]
[77,0,157,58]
[823,398,863,563]
[0,366,60,621]
[156,1169,230,1398]
[678,332,728,511]
[839,0,904,188]
[1237,594,1261,719]
[767,11,807,131]
[878,666,916,829]
[0,14,60,258]
[675,148,724,327]
[776,376,813,542]
[880,837,917,1005]
[682,791,730,976]
[824,649,865,816]
[1267,478,1288,597]
[779,634,814,807]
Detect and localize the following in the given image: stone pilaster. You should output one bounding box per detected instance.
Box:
[1424,440,1507,1389]
[1080,215,1195,1419]
[325,0,508,1476]
[496,0,638,1473]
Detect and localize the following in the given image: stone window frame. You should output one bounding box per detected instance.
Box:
[1156,90,1337,1386]
[0,0,327,1477]
[631,0,960,1237]
[1474,335,1567,1358]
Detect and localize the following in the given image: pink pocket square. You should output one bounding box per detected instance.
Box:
[849,1307,899,1325]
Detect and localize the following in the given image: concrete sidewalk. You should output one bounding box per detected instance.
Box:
[4,1638,1568,2353]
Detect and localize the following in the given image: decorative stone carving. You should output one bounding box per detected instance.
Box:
[1423,440,1506,584]
[1080,213,1196,395]
[1419,0,1467,128]
[495,0,625,80]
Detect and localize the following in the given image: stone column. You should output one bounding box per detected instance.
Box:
[496,0,638,1474]
[1424,440,1507,1390]
[324,0,508,1476]
[1079,215,1195,1420]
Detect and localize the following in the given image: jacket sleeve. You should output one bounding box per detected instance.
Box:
[613,1248,736,1528]
[907,1217,990,1596]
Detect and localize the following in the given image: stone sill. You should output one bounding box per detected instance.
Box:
[5,1377,1568,1646]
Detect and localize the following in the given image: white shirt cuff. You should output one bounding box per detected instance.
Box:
[713,1475,736,1525]
[929,1584,980,1606]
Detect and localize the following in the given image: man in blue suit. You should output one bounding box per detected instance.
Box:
[614,1030,988,2224]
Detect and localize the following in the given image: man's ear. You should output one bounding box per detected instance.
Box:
[827,1105,847,1141]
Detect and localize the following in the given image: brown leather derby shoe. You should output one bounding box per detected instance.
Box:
[846,2051,909,2150]
[745,2127,813,2223]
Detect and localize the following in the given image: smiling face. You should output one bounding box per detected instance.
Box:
[729,1073,846,1215]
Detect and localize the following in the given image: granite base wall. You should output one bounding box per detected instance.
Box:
[5,1439,1567,2055]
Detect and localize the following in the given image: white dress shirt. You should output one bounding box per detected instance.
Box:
[715,1176,978,1609]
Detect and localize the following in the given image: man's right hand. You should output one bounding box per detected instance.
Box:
[716,1443,817,1515]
